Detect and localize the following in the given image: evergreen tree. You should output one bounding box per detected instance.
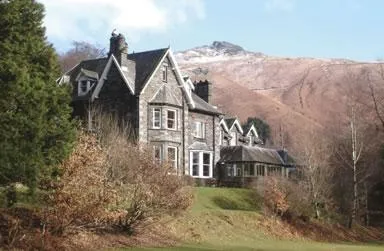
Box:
[244,117,271,144]
[0,0,76,191]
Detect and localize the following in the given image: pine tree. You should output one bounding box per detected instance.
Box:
[244,117,271,144]
[0,0,76,191]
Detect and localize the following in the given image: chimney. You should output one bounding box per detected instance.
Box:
[108,31,128,66]
[193,80,212,103]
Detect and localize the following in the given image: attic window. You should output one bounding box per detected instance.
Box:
[78,79,96,96]
[194,121,205,139]
[162,64,168,82]
[80,80,88,93]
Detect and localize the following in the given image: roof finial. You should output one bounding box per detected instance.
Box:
[111,28,118,37]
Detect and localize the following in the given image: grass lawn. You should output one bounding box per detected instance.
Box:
[118,187,384,251]
[191,187,261,212]
[123,240,384,251]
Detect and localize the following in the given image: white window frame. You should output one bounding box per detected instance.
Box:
[189,151,213,178]
[167,146,178,169]
[194,121,205,139]
[162,64,168,82]
[219,129,223,145]
[230,131,237,146]
[152,107,161,129]
[166,109,177,130]
[77,76,96,96]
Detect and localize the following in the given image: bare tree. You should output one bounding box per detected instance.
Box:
[332,69,379,227]
[367,64,384,130]
[292,128,333,219]
[59,41,106,73]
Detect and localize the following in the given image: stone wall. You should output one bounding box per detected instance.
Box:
[187,111,220,177]
[139,56,187,174]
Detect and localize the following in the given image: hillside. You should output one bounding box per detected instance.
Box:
[127,187,384,251]
[176,42,384,146]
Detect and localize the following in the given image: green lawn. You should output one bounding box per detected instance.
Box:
[123,240,384,251]
[118,187,384,251]
[191,187,261,212]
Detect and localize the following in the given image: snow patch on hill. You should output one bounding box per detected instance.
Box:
[175,41,264,64]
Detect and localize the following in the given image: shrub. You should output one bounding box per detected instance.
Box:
[98,114,193,234]
[44,113,193,236]
[43,132,114,235]
[256,175,312,220]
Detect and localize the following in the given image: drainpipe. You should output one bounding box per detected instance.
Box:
[212,115,215,178]
[182,95,185,175]
[87,99,92,131]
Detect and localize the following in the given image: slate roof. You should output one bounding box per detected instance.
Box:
[79,68,99,80]
[190,92,222,115]
[65,47,221,117]
[224,118,237,130]
[67,58,108,84]
[220,145,287,166]
[242,123,253,135]
[127,48,168,94]
[66,48,168,96]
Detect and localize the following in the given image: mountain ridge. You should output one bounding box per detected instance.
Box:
[176,41,383,147]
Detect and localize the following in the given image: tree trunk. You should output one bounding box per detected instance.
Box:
[350,163,358,228]
[365,182,370,226]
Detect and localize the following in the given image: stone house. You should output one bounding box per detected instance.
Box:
[58,33,221,180]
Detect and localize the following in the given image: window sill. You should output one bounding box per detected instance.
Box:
[191,176,212,179]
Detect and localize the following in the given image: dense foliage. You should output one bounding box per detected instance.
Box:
[0,0,75,190]
[244,117,271,143]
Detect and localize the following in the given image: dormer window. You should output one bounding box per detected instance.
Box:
[78,79,96,96]
[76,69,99,96]
[80,80,88,93]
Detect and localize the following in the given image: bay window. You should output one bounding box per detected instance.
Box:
[167,147,177,169]
[167,109,176,129]
[153,108,161,129]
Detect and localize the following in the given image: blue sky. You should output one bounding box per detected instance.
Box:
[40,0,384,61]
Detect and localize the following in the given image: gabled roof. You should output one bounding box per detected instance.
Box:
[220,145,287,166]
[128,48,169,94]
[66,58,108,84]
[91,55,135,99]
[225,118,244,134]
[62,46,218,115]
[219,118,230,133]
[243,123,259,138]
[190,92,222,115]
[63,49,168,98]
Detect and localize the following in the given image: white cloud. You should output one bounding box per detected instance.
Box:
[264,0,296,12]
[39,0,205,47]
